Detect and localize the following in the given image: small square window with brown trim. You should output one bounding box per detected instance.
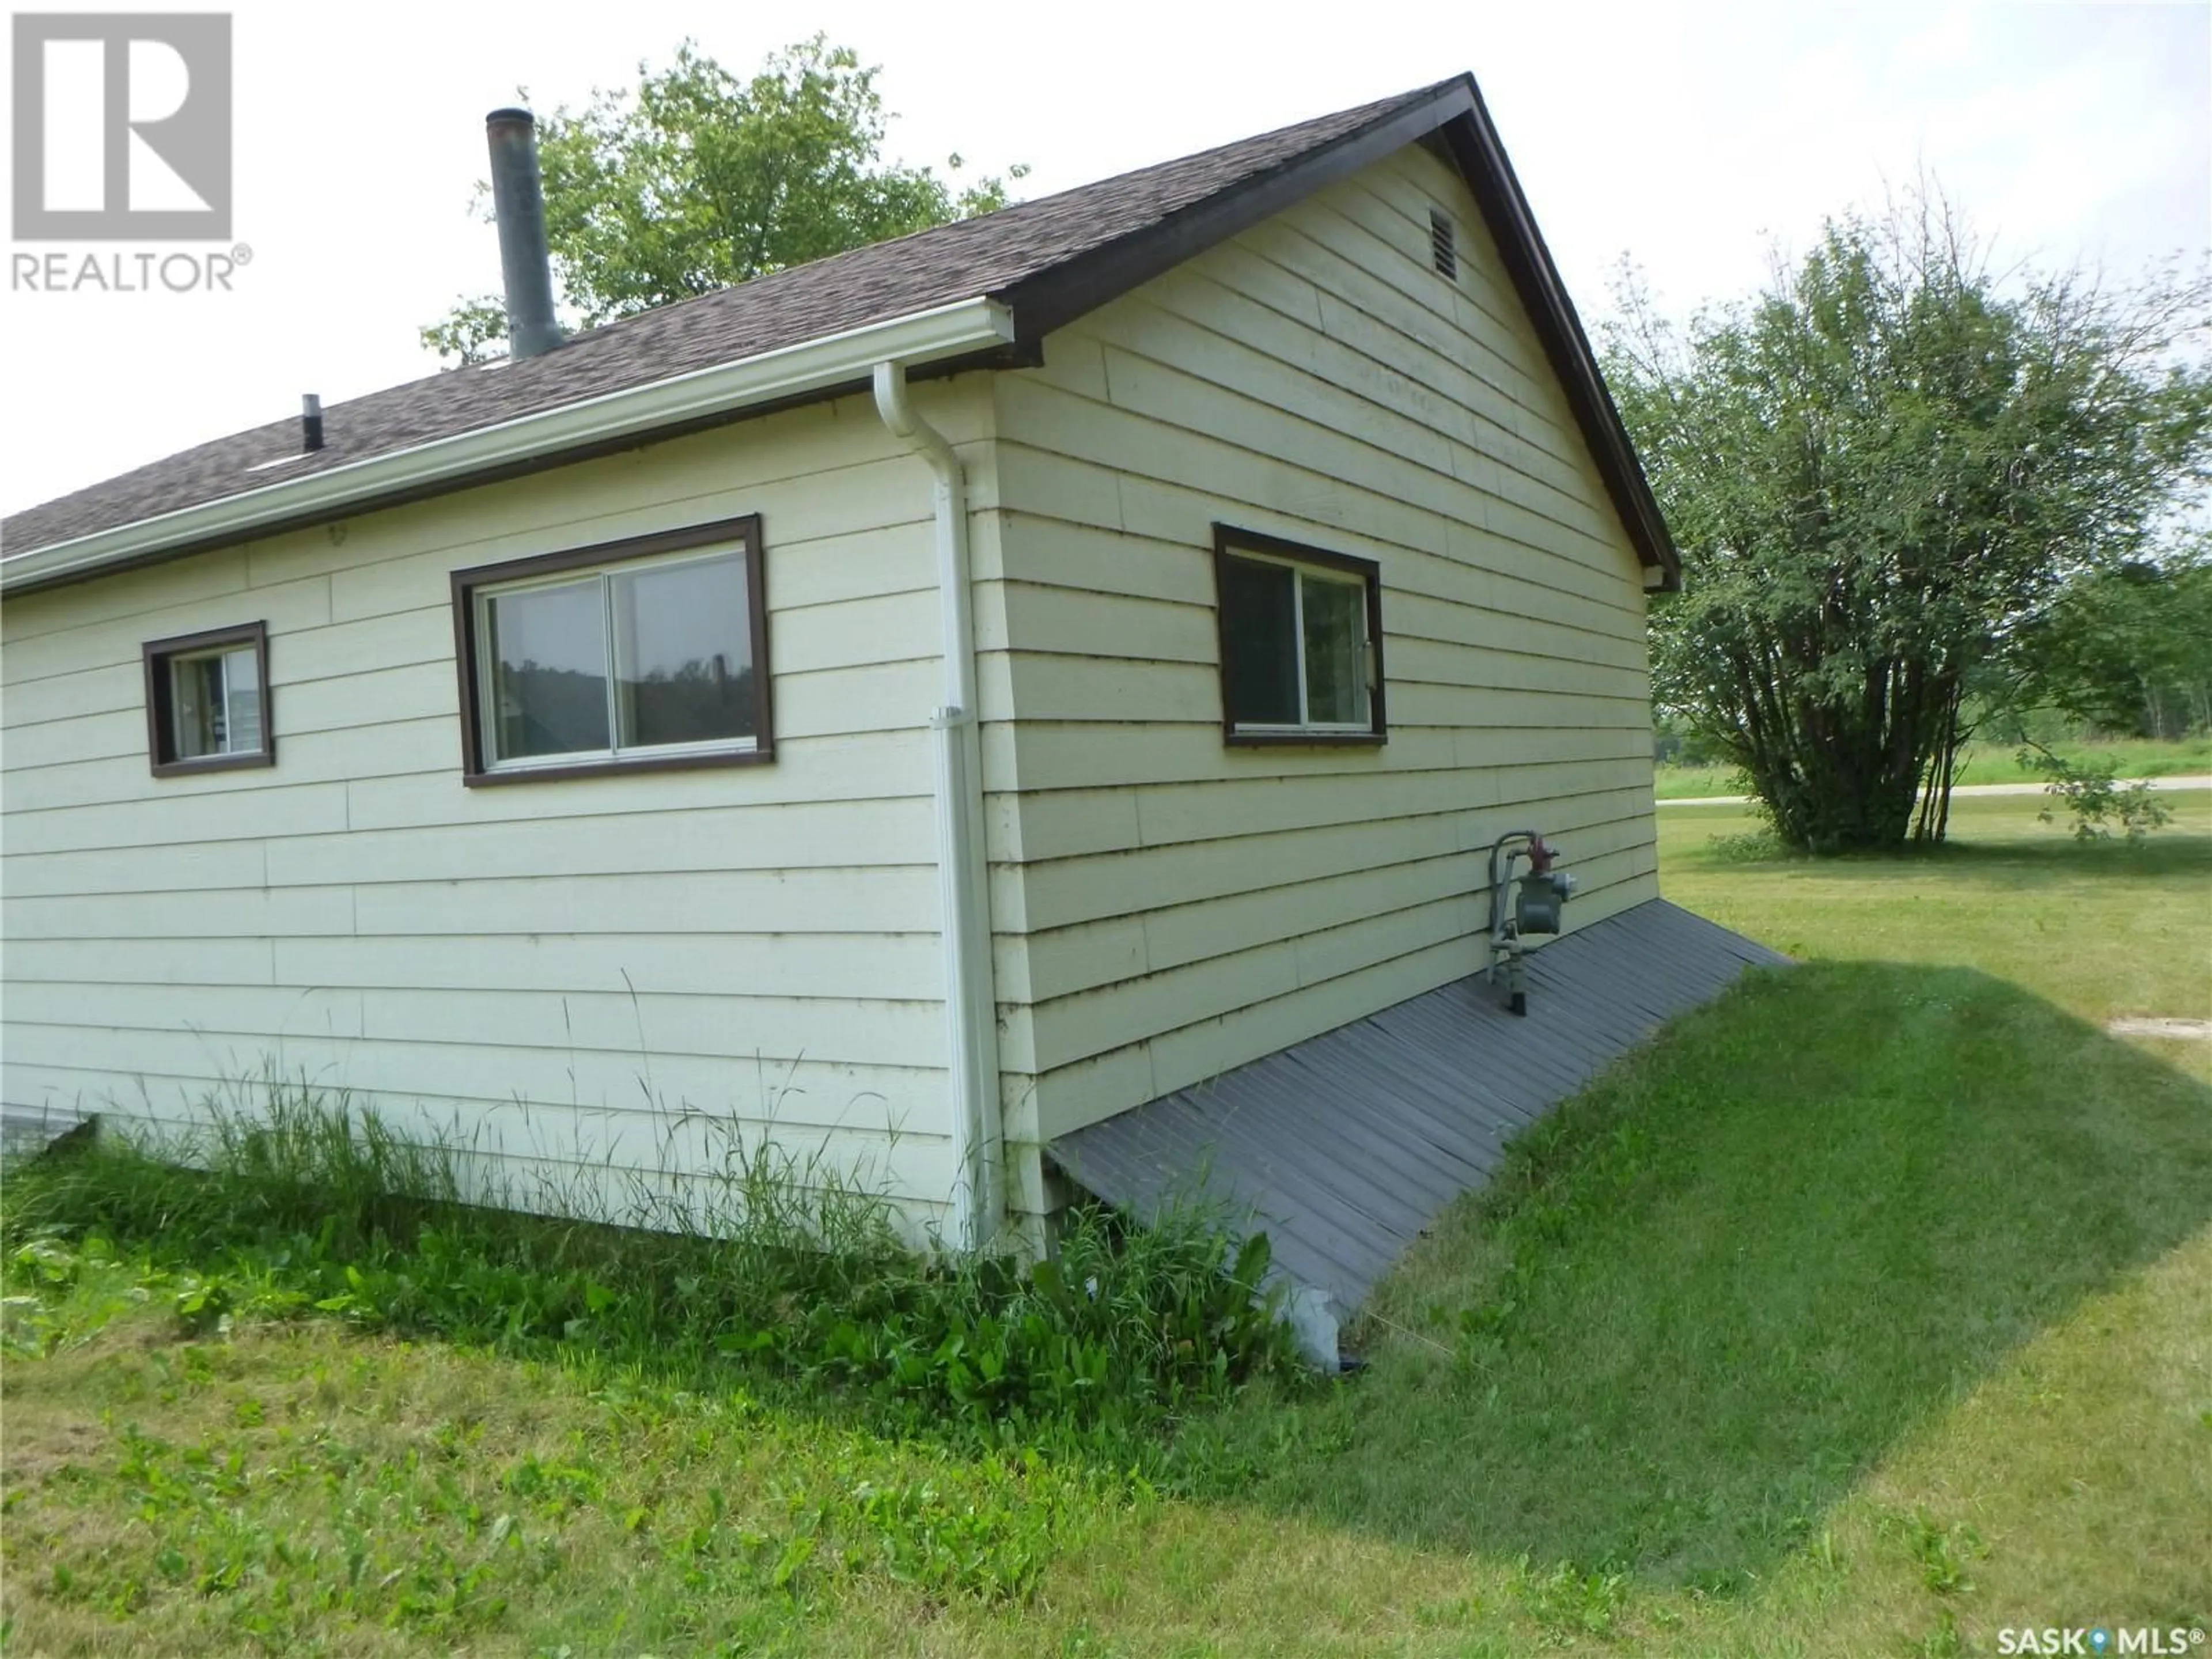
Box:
[143,622,273,777]
[1212,525,1387,747]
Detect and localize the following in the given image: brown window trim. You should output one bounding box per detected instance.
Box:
[450,514,773,787]
[1212,524,1388,747]
[143,620,275,778]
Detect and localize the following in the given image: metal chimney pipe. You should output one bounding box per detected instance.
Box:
[484,108,563,361]
[301,393,324,452]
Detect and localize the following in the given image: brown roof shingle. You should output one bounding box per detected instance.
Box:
[2,83,1443,556]
[2,73,1677,586]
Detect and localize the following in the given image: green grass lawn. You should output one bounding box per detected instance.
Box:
[1661,791,2212,1085]
[5,794,2209,1656]
[1655,734,2212,798]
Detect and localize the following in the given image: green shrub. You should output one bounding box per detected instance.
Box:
[2021,746,2175,843]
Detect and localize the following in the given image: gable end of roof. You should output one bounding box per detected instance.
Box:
[988,75,1679,590]
[995,79,1480,343]
[1437,85,1679,590]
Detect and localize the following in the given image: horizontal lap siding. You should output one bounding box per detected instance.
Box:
[991,144,1658,1150]
[1,388,987,1222]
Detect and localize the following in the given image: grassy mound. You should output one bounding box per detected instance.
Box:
[1234,963,2212,1603]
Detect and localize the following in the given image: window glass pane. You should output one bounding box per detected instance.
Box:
[1301,572,1370,726]
[1222,555,1300,726]
[611,554,755,748]
[486,579,610,760]
[221,647,262,752]
[169,652,228,758]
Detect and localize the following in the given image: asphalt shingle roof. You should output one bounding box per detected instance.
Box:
[2,84,1441,556]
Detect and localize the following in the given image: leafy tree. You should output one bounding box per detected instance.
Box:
[2010,551,2212,739]
[423,37,1023,366]
[1607,199,2212,851]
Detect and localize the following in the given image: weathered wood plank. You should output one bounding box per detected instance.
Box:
[1054,900,1791,1320]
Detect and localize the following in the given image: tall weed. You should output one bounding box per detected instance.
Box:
[1,1081,1300,1464]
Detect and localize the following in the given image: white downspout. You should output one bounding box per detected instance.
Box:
[872,361,1004,1252]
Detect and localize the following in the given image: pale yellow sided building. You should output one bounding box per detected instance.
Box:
[1,78,1673,1255]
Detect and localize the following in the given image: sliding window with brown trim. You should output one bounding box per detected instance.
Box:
[450,514,772,786]
[143,621,274,777]
[1212,525,1386,747]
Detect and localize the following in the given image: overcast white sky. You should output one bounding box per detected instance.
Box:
[1,0,2206,521]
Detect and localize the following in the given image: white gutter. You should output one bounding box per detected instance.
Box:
[2,297,1017,593]
[872,361,1004,1252]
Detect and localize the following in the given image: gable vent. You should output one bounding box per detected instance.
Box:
[1429,207,1457,282]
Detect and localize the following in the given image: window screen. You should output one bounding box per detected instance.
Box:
[1214,529,1384,743]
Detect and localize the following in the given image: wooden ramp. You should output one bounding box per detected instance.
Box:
[1,1103,90,1164]
[1052,899,1787,1324]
